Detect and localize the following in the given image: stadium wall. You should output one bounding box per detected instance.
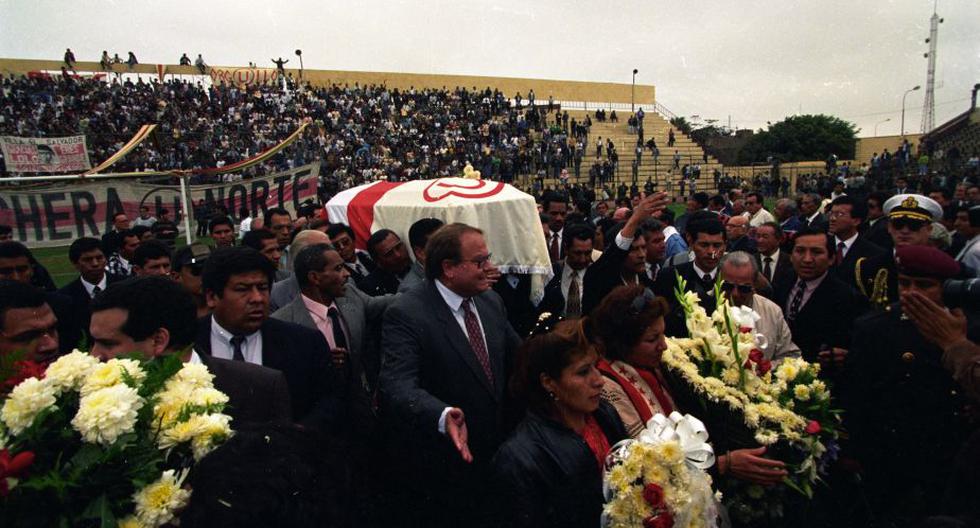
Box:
[0,58,655,106]
[854,134,922,165]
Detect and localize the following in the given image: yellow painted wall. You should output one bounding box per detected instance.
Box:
[0,58,655,105]
[854,134,921,165]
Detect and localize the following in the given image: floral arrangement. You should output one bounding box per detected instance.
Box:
[0,351,234,527]
[603,412,720,528]
[660,275,841,522]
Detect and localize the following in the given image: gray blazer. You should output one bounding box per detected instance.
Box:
[398,262,426,293]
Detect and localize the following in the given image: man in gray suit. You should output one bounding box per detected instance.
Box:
[379,223,522,525]
[272,243,397,420]
[269,229,332,311]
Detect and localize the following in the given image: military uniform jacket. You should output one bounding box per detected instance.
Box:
[844,305,979,521]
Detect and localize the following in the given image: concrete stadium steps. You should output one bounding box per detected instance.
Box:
[559,109,724,196]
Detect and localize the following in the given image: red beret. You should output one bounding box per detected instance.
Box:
[895,245,961,279]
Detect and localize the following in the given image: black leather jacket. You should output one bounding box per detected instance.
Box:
[490,401,627,528]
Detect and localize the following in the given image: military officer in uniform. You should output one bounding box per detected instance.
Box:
[844,245,979,527]
[855,194,943,310]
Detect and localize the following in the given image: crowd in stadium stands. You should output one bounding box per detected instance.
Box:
[0,74,600,189]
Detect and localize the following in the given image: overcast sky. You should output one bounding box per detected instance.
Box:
[2,0,978,137]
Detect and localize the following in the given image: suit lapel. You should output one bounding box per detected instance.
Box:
[336,295,362,355]
[427,284,497,397]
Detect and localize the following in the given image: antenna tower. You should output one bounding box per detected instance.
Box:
[921,2,941,133]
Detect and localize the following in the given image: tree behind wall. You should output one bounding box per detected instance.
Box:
[736,114,857,164]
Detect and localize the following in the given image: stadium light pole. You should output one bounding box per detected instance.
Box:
[295,49,304,80]
[874,118,891,136]
[901,85,920,137]
[631,69,638,113]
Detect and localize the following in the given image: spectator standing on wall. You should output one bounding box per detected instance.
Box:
[126,51,138,69]
[63,48,75,69]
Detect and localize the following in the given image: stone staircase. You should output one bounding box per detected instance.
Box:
[563,109,725,198]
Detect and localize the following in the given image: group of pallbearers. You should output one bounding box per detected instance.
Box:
[0,187,978,527]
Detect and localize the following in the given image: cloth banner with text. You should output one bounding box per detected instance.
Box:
[326,177,552,302]
[209,67,281,86]
[0,162,319,248]
[0,135,92,173]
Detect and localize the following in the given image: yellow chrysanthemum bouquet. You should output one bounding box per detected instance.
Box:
[660,274,842,524]
[0,351,233,527]
[602,413,720,528]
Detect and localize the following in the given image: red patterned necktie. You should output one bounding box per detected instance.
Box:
[461,298,494,386]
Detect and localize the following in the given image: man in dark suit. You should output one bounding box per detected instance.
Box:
[327,223,376,289]
[360,229,412,296]
[378,223,522,525]
[753,222,794,297]
[774,228,867,370]
[88,276,292,425]
[654,214,727,336]
[583,193,670,315]
[799,193,829,232]
[861,191,893,250]
[725,215,757,254]
[538,223,595,318]
[828,195,886,292]
[194,246,344,432]
[57,237,126,339]
[542,191,569,262]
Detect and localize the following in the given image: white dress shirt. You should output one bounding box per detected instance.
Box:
[434,278,489,433]
[835,233,859,259]
[81,274,108,298]
[560,264,586,305]
[785,272,828,314]
[209,317,263,365]
[760,248,781,281]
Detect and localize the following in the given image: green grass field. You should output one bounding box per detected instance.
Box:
[35,237,209,289]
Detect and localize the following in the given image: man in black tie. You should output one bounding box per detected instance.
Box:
[327,223,376,288]
[194,247,344,432]
[654,214,727,336]
[828,195,885,292]
[542,191,569,262]
[775,228,867,370]
[57,237,126,337]
[89,276,292,426]
[754,222,794,296]
[538,223,595,318]
[379,223,521,525]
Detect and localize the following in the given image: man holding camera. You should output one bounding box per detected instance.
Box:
[844,245,979,526]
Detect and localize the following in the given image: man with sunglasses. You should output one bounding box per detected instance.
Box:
[0,280,61,365]
[718,252,801,363]
[855,194,943,309]
[361,229,412,297]
[172,243,212,319]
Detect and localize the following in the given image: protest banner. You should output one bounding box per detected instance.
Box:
[0,135,92,173]
[0,162,319,248]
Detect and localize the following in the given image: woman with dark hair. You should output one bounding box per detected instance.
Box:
[592,284,789,486]
[491,318,627,528]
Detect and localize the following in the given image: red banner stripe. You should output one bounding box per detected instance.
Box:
[346,181,406,250]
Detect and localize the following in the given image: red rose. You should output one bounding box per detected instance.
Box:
[805,420,822,435]
[748,349,764,362]
[0,449,35,497]
[642,512,675,528]
[642,483,665,507]
[757,359,773,375]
